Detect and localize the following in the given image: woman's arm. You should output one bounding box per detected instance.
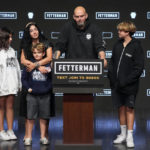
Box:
[21,49,33,66]
[21,47,52,73]
[38,47,53,66]
[21,49,36,72]
[37,47,53,73]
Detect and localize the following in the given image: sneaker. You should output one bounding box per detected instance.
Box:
[7,130,17,140]
[40,137,49,145]
[126,135,135,148]
[113,134,126,144]
[24,138,32,146]
[0,130,10,141]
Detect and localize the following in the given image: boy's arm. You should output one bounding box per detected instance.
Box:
[21,67,31,91]
[118,42,144,87]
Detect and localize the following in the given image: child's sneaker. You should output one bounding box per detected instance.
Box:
[40,137,49,145]
[113,134,126,144]
[7,130,17,140]
[0,130,10,141]
[126,135,135,148]
[24,138,32,146]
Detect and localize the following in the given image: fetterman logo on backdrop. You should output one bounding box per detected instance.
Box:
[19,31,24,39]
[133,31,146,39]
[96,12,120,19]
[0,12,17,19]
[105,50,112,59]
[147,89,150,96]
[44,12,68,19]
[141,69,145,78]
[147,50,150,58]
[51,32,60,39]
[96,89,111,96]
[147,12,150,19]
[102,32,113,39]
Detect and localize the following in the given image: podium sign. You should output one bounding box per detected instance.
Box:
[53,59,104,149]
[52,59,104,93]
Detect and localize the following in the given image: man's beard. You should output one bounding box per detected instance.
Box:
[77,21,85,28]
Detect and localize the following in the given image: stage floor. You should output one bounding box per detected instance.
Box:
[0,109,150,150]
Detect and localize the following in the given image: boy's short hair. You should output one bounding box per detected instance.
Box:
[117,21,136,36]
[32,43,45,53]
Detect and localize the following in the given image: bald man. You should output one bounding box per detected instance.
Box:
[54,6,107,67]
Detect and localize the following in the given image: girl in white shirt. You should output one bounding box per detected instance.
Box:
[0,27,21,140]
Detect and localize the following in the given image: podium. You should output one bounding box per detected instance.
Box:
[53,59,104,150]
[63,94,93,144]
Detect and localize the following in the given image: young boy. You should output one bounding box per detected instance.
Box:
[21,43,51,145]
[108,21,144,148]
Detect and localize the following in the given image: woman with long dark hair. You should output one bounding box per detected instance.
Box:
[20,22,52,72]
[20,22,53,145]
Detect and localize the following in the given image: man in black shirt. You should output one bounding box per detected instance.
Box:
[54,6,107,67]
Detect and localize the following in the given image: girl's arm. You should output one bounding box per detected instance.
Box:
[15,58,22,91]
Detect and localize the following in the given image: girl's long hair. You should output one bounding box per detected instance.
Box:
[0,28,10,50]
